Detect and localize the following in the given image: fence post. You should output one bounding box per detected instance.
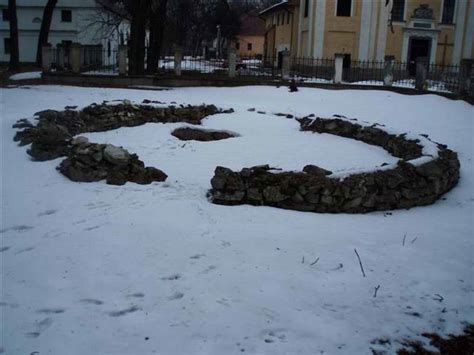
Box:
[228,48,236,77]
[70,43,81,74]
[41,43,52,72]
[281,49,291,80]
[334,53,344,84]
[174,46,183,76]
[383,55,395,86]
[458,59,472,96]
[118,45,128,75]
[415,57,428,90]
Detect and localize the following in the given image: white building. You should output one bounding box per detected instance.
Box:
[0,0,124,63]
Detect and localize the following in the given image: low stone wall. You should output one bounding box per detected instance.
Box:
[210,116,460,213]
[58,138,167,185]
[13,101,229,185]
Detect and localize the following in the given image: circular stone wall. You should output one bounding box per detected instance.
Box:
[209,115,460,213]
[13,100,460,211]
[13,100,230,185]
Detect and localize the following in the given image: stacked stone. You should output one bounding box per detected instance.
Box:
[13,100,228,185]
[58,138,167,185]
[210,117,460,213]
[14,102,224,150]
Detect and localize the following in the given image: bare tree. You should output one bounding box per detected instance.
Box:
[146,0,168,73]
[8,0,20,70]
[96,0,149,74]
[36,0,58,66]
[128,0,150,75]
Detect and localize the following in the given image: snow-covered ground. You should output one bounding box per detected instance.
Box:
[8,71,42,81]
[0,85,473,355]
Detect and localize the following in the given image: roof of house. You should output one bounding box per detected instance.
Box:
[239,13,265,37]
[259,0,291,16]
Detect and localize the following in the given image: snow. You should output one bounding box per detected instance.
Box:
[159,57,226,74]
[8,71,42,81]
[347,79,453,93]
[1,85,473,355]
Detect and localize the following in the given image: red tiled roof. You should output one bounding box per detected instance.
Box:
[239,13,265,36]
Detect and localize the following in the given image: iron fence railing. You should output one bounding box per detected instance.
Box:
[237,56,279,77]
[51,46,118,74]
[342,60,385,84]
[153,52,228,76]
[80,47,118,74]
[427,63,461,92]
[291,57,334,82]
[51,47,71,71]
[48,45,472,96]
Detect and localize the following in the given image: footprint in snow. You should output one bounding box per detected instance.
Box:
[0,247,10,253]
[15,247,35,254]
[127,292,145,298]
[0,225,34,234]
[108,305,141,317]
[26,317,53,338]
[37,209,57,217]
[83,225,101,231]
[161,274,182,281]
[168,292,184,301]
[201,265,217,274]
[262,329,287,344]
[190,254,205,259]
[36,308,65,314]
[80,298,104,305]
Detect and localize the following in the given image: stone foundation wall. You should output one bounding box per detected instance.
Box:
[13,101,229,185]
[210,117,460,213]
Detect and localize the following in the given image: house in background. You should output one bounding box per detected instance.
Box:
[232,12,265,57]
[259,0,474,66]
[259,0,299,61]
[0,0,125,64]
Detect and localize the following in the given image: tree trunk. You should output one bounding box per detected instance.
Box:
[8,0,19,70]
[146,0,168,74]
[36,0,58,66]
[128,0,150,75]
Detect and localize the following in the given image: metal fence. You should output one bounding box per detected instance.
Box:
[51,47,71,71]
[237,56,279,77]
[47,45,472,96]
[51,46,118,74]
[427,63,461,92]
[166,56,228,76]
[342,60,385,84]
[80,47,118,74]
[291,57,334,82]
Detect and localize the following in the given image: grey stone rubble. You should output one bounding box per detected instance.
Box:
[13,100,229,185]
[58,139,167,185]
[210,116,460,213]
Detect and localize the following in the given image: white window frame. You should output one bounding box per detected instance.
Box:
[391,0,408,23]
[440,0,457,25]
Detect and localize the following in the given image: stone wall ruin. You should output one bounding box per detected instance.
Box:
[210,116,460,213]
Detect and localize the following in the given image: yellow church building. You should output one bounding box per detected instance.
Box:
[260,0,474,65]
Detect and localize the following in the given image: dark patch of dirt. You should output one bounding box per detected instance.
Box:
[396,324,474,355]
[172,127,237,142]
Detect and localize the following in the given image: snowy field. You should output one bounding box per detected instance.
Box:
[0,85,473,354]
